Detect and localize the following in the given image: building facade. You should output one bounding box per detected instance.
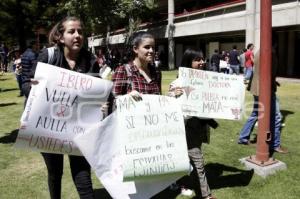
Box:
[89,0,300,77]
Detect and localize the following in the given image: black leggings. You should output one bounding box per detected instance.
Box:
[41,153,94,199]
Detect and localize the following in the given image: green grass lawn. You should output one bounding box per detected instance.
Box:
[1,71,300,199]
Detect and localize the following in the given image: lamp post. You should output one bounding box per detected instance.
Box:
[246,0,276,166]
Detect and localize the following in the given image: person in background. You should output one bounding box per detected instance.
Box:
[154,51,161,68]
[112,31,160,97]
[0,43,9,72]
[96,48,106,68]
[210,49,220,72]
[220,50,227,61]
[168,48,217,199]
[244,43,255,84]
[20,41,37,104]
[228,45,240,75]
[96,48,111,79]
[23,16,99,199]
[219,54,230,74]
[238,48,287,154]
[239,48,247,75]
[12,50,23,96]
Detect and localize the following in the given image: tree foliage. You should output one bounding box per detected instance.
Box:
[88,0,157,47]
[0,0,59,51]
[114,0,157,45]
[0,0,158,51]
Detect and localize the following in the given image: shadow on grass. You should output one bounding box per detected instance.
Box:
[94,188,112,199]
[95,185,180,199]
[94,163,254,199]
[280,109,294,124]
[206,163,254,189]
[153,163,254,198]
[0,129,18,143]
[0,102,17,107]
[0,88,19,92]
[151,184,181,199]
[0,78,9,81]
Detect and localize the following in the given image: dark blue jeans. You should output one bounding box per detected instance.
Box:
[16,74,23,95]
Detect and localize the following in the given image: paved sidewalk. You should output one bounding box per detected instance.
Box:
[277,77,300,83]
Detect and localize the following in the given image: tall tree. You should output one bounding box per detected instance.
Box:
[0,0,31,50]
[88,0,157,48]
[88,0,120,50]
[168,0,175,70]
[0,0,158,52]
[0,0,58,51]
[115,0,157,46]
[56,0,93,34]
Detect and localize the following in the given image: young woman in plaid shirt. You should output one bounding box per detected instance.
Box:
[112,31,161,97]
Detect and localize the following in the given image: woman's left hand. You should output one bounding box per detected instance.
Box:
[101,102,109,119]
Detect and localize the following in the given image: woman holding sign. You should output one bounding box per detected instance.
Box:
[112,31,161,97]
[168,48,217,199]
[28,16,98,199]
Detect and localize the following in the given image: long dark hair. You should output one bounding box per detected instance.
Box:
[247,43,254,50]
[181,48,204,68]
[126,31,154,61]
[48,16,84,47]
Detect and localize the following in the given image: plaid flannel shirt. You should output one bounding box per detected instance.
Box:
[112,64,160,96]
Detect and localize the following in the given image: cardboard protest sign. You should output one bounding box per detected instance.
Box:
[74,95,190,198]
[177,67,245,120]
[74,113,132,198]
[116,94,190,180]
[14,62,113,155]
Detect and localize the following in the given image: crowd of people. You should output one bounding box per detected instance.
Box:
[209,44,255,84]
[1,15,288,199]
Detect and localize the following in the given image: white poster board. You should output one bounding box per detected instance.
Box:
[116,95,190,180]
[74,95,190,198]
[14,62,113,155]
[177,67,245,120]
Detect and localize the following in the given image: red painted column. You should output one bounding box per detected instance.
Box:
[256,0,272,162]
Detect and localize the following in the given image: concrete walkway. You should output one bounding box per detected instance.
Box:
[277,77,300,83]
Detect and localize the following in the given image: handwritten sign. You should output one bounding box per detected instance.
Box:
[116,94,190,180]
[74,113,133,198]
[178,67,245,120]
[74,95,190,198]
[14,62,113,155]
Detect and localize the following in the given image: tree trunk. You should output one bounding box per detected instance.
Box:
[106,22,111,51]
[16,1,26,52]
[168,0,175,70]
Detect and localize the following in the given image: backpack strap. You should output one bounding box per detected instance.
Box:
[47,46,56,64]
[124,64,134,92]
[124,64,132,77]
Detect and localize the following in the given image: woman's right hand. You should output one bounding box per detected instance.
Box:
[174,87,184,98]
[129,90,142,101]
[101,102,109,119]
[30,78,39,85]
